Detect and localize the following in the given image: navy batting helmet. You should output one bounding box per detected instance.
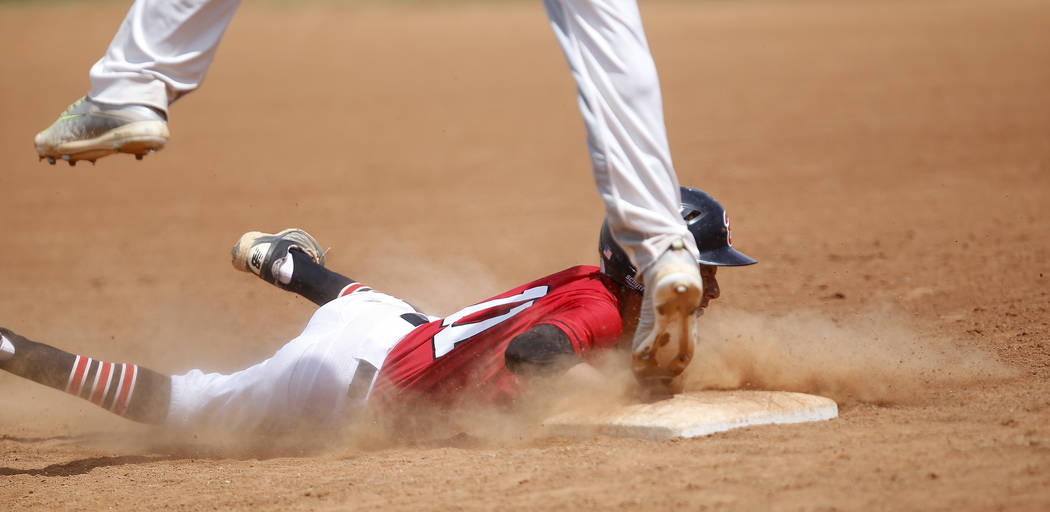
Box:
[599,187,756,294]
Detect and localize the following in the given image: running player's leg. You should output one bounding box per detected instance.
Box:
[35,0,242,163]
[543,0,697,269]
[0,328,170,423]
[543,0,703,389]
[89,0,242,112]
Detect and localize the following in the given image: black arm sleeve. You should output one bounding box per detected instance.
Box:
[504,324,583,377]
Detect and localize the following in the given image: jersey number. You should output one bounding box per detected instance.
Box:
[432,286,550,359]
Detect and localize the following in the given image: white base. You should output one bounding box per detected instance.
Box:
[543,391,838,440]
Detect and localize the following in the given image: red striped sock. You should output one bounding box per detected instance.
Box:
[65,356,140,417]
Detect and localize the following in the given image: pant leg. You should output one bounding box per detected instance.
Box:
[543,0,698,273]
[88,0,242,113]
[166,291,417,434]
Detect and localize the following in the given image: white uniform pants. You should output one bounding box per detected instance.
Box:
[166,291,417,433]
[89,0,697,272]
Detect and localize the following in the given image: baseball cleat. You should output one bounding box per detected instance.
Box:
[231,229,327,283]
[631,239,703,389]
[34,96,169,164]
[0,332,15,361]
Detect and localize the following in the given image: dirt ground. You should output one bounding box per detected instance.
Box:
[2,0,1049,509]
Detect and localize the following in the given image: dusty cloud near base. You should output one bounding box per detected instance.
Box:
[683,305,1016,404]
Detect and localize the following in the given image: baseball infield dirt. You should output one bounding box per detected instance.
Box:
[2,0,1048,509]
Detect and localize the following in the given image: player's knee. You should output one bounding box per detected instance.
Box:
[612,61,660,105]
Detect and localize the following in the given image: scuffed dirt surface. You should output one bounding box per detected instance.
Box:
[2,0,1049,509]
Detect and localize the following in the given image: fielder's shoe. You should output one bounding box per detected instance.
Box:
[631,239,703,390]
[34,96,169,165]
[231,229,327,284]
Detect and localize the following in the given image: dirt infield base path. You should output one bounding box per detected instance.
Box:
[2,0,1049,509]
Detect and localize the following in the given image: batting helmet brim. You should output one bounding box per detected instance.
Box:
[698,246,757,267]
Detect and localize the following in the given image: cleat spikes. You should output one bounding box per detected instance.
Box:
[33,96,169,165]
[68,160,76,167]
[47,157,56,165]
[135,154,144,161]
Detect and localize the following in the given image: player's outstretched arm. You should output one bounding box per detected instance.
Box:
[0,327,170,424]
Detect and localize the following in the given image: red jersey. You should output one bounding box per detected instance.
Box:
[371,265,623,409]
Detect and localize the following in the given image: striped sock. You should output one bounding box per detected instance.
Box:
[0,328,170,424]
[65,357,140,417]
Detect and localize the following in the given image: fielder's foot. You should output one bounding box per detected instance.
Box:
[231,229,326,284]
[631,239,702,389]
[34,96,169,165]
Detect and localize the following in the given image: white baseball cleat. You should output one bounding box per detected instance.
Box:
[34,96,169,165]
[231,229,326,283]
[0,333,15,361]
[631,239,703,390]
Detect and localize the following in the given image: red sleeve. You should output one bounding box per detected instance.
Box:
[535,294,622,357]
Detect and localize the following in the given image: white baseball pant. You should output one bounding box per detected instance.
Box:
[88,0,698,272]
[166,291,416,433]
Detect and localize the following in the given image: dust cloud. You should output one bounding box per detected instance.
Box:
[53,297,1018,457]
[334,350,640,451]
[141,303,1019,455]
[682,305,1016,404]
